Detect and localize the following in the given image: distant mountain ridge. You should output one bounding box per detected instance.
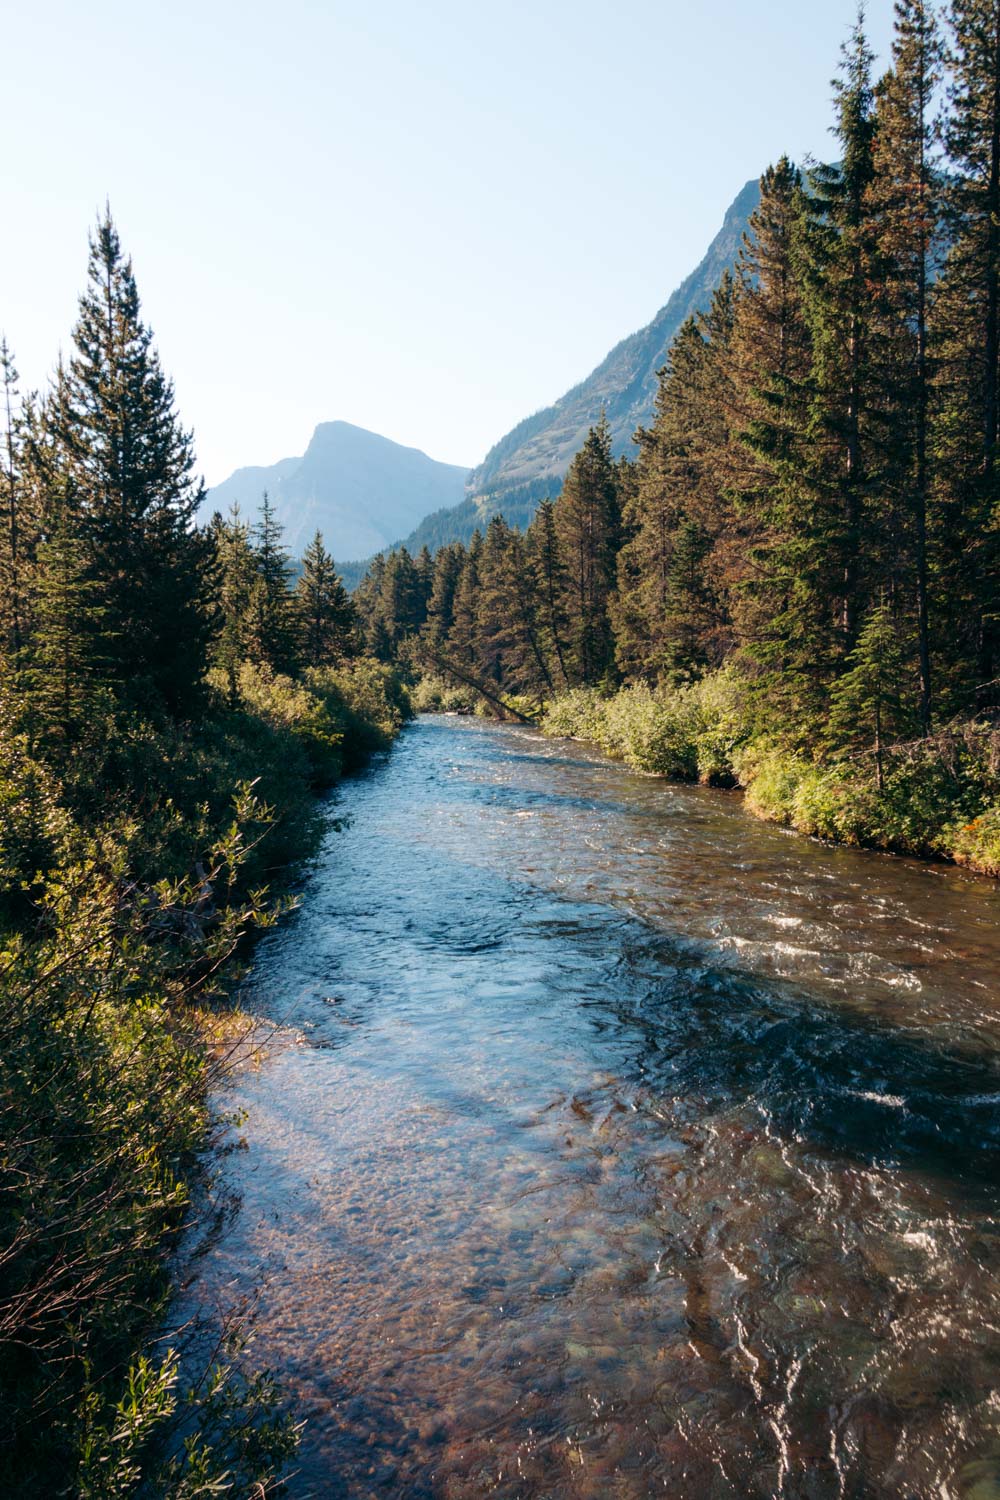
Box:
[204,421,471,562]
[206,178,762,575]
[389,176,761,556]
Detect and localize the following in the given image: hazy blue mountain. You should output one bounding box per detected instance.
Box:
[204,421,471,561]
[381,176,761,559]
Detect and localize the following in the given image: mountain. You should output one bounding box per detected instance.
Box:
[203,421,472,562]
[387,176,761,557]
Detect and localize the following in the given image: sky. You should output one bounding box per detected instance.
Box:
[2,0,896,486]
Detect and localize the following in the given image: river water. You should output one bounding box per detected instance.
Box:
[187,715,1000,1499]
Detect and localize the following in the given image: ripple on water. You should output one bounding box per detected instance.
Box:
[177,716,1000,1498]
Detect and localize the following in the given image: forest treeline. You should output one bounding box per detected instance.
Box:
[0,218,408,1491]
[354,0,1000,875]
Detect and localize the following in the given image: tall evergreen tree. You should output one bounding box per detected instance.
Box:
[423,542,465,650]
[802,5,879,646]
[248,492,298,673]
[209,504,258,705]
[26,490,103,741]
[724,159,831,718]
[937,0,1000,704]
[51,209,211,713]
[869,0,944,729]
[526,500,570,687]
[827,596,916,787]
[553,415,621,684]
[296,531,354,667]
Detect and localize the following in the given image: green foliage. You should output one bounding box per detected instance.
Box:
[48,210,212,716]
[409,674,478,714]
[0,779,294,1492]
[0,204,414,1495]
[542,675,1000,874]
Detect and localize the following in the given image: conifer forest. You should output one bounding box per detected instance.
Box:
[3,3,1000,1498]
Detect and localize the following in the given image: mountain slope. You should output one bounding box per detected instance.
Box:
[204,421,471,561]
[389,176,761,556]
[475,177,760,494]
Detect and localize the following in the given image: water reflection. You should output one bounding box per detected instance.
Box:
[182,716,1000,1498]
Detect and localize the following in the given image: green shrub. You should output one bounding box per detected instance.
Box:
[598,683,700,778]
[542,676,1000,877]
[410,674,478,714]
[541,688,608,743]
[0,795,296,1493]
[952,804,1000,876]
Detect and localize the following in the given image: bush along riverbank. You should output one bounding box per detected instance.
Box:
[0,662,412,1497]
[540,674,1000,879]
[0,211,412,1494]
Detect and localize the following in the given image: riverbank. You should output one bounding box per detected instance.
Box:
[538,678,1000,879]
[0,659,410,1495]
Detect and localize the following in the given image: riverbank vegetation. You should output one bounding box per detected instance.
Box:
[355,0,1000,877]
[0,217,408,1492]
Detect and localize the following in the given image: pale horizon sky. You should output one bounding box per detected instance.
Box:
[4,1,896,486]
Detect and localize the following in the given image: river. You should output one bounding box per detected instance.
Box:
[185,714,1000,1499]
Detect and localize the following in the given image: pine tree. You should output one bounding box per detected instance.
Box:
[415,545,435,618]
[869,0,944,730]
[827,596,916,787]
[553,415,621,684]
[423,542,465,650]
[378,548,423,656]
[475,517,515,684]
[937,0,1000,705]
[247,492,298,672]
[504,527,555,696]
[52,209,211,713]
[526,500,570,687]
[662,518,716,680]
[209,504,258,703]
[724,159,834,721]
[445,532,483,671]
[296,531,355,668]
[26,492,104,741]
[801,5,879,646]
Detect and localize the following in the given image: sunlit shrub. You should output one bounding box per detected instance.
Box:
[410,674,478,714]
[541,688,608,743]
[952,804,1000,876]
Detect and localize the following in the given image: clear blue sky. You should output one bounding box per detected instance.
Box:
[3,0,895,485]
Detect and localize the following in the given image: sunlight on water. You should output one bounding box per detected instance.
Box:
[180,716,1000,1498]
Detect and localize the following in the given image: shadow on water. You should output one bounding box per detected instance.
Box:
[180,715,1000,1500]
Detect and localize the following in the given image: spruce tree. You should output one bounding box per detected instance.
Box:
[296,531,354,667]
[504,527,554,696]
[827,596,916,787]
[801,6,879,647]
[526,500,570,687]
[248,492,298,673]
[553,415,621,684]
[937,0,1000,705]
[445,531,483,671]
[423,542,465,650]
[869,0,944,730]
[377,548,423,656]
[725,159,832,721]
[614,280,734,684]
[209,504,258,703]
[27,491,104,742]
[52,209,211,714]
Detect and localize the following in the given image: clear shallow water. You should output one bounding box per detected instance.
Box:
[185,715,1000,1499]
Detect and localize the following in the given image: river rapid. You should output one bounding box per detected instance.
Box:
[185,715,1000,1499]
